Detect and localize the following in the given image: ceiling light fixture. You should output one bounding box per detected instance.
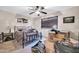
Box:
[35,11,40,14]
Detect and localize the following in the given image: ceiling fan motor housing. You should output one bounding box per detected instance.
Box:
[29,6,47,16]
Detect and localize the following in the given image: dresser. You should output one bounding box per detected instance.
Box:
[44,32,67,53]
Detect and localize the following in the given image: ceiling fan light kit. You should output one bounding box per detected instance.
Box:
[29,6,47,16]
[35,11,40,14]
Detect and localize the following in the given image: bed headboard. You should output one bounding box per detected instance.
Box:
[14,26,33,32]
[14,26,25,32]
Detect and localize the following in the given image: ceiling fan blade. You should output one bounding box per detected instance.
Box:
[35,6,39,10]
[29,12,35,15]
[40,11,47,14]
[41,6,44,10]
[37,14,40,16]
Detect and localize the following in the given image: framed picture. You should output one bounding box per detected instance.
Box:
[41,16,58,28]
[17,18,28,23]
[63,16,75,23]
[23,18,28,23]
[17,18,23,23]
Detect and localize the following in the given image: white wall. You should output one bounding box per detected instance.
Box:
[0,7,78,34]
[58,6,79,31]
[32,17,41,31]
[32,7,79,38]
[0,10,32,33]
[0,10,16,33]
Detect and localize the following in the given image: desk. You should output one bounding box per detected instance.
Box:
[48,32,68,41]
[44,32,67,53]
[44,39,55,53]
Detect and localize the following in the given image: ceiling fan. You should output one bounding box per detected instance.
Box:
[29,6,47,16]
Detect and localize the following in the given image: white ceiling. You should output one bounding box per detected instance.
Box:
[0,6,74,18]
